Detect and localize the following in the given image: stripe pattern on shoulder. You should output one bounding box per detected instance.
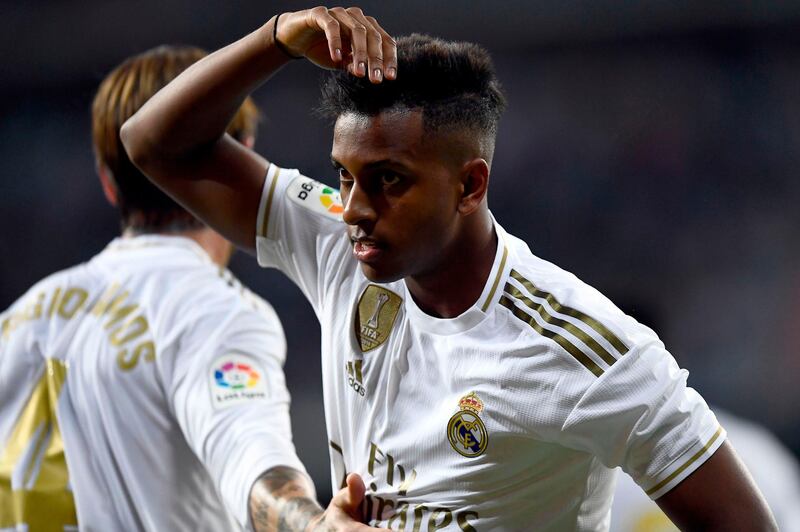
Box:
[499,269,629,376]
[258,167,281,239]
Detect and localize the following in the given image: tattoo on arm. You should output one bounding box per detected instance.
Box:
[249,466,323,532]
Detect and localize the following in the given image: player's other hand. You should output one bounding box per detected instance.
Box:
[307,473,390,531]
[275,7,396,83]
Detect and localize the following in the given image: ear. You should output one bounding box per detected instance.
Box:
[457,158,490,215]
[242,135,256,149]
[97,163,118,207]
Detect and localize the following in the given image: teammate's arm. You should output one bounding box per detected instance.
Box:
[250,469,386,532]
[655,441,777,530]
[121,7,396,252]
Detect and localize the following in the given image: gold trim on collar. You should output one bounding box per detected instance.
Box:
[481,245,509,312]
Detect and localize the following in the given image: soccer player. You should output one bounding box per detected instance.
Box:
[0,45,381,531]
[120,7,778,530]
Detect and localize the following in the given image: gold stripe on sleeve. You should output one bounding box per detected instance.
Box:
[645,426,724,497]
[481,245,509,312]
[259,167,281,238]
[505,283,617,366]
[499,295,604,377]
[510,270,629,358]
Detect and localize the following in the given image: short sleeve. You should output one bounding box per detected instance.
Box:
[254,164,349,312]
[166,296,308,527]
[560,339,725,500]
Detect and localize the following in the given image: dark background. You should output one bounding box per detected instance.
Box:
[3,1,800,504]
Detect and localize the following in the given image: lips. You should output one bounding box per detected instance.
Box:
[351,237,385,263]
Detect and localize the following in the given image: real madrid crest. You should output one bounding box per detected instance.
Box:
[447,392,489,458]
[355,285,402,352]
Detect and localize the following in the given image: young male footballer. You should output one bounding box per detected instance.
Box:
[121,7,778,530]
[0,45,382,531]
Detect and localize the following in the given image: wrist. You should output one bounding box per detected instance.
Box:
[272,13,303,60]
[257,15,300,66]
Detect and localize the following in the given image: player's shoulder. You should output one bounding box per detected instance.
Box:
[165,262,279,326]
[260,164,345,232]
[499,228,659,378]
[3,262,91,313]
[1,262,93,341]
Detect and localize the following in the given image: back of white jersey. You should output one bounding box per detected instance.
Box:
[254,165,724,531]
[0,235,305,531]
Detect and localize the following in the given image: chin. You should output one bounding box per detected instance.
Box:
[359,262,404,284]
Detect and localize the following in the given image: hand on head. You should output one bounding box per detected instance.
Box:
[275,7,397,83]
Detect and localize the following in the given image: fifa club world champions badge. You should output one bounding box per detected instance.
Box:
[447,391,489,457]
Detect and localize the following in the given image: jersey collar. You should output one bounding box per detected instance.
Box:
[402,213,510,336]
[104,234,214,264]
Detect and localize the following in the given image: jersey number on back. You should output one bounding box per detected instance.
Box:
[0,359,77,530]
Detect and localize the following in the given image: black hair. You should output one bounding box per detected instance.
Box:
[319,34,506,140]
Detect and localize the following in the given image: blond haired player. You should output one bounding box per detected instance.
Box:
[122,7,777,531]
[0,45,383,531]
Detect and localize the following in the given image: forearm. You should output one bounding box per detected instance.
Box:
[121,15,288,166]
[249,466,323,532]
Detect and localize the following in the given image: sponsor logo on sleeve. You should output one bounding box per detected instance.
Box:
[209,354,268,408]
[287,177,344,220]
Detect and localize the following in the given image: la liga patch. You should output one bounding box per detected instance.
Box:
[287,177,344,220]
[210,354,268,409]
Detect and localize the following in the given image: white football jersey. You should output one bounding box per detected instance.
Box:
[255,164,724,531]
[611,409,800,532]
[0,235,306,531]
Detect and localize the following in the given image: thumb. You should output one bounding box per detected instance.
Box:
[335,473,366,517]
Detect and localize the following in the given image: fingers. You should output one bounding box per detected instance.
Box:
[368,16,397,80]
[326,7,395,83]
[310,7,344,63]
[345,7,383,83]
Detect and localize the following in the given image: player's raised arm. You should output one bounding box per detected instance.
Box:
[120,7,397,252]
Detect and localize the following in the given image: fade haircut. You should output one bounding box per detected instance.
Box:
[319,34,506,160]
[92,45,259,233]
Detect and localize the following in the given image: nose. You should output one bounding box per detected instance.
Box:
[342,181,377,228]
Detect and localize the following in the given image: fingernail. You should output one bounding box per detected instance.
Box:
[358,61,366,75]
[373,68,383,82]
[335,48,342,61]
[387,67,396,79]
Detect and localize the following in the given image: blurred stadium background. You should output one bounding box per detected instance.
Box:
[2,1,800,504]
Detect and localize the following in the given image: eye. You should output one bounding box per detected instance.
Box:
[379,172,401,187]
[338,169,353,187]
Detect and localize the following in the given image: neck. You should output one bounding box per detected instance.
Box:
[405,212,497,319]
[122,227,234,267]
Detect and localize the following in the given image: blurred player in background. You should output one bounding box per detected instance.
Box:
[0,45,382,531]
[121,6,777,530]
[609,302,800,531]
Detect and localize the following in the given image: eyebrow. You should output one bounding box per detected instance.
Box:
[330,157,409,171]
